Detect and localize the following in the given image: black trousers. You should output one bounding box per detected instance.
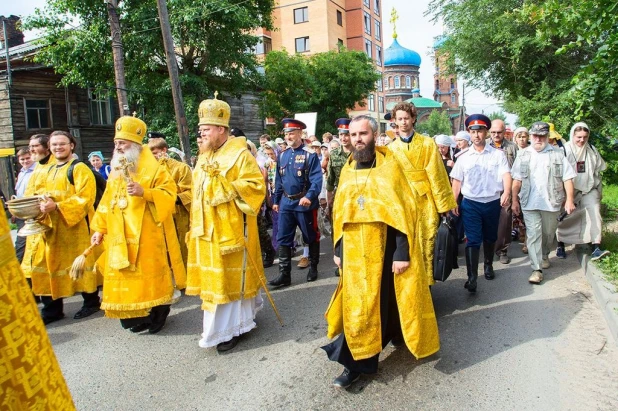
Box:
[14,218,26,263]
[41,291,100,318]
[119,305,171,329]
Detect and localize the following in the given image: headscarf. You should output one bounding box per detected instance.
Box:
[569,121,590,159]
[454,131,471,143]
[435,134,453,147]
[88,151,104,161]
[513,127,528,136]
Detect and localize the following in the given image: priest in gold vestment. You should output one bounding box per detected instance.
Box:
[91,116,185,334]
[388,102,457,285]
[323,115,440,389]
[0,199,75,410]
[187,96,266,352]
[21,131,101,325]
[148,135,192,266]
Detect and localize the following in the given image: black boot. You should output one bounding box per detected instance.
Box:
[464,247,479,293]
[307,241,319,282]
[262,250,275,268]
[483,241,496,280]
[269,246,292,287]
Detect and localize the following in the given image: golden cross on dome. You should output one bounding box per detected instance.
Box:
[390,8,399,39]
[214,91,219,100]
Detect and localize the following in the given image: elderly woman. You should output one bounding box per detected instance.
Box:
[556,122,609,260]
[88,151,111,180]
[435,134,455,175]
[453,130,471,160]
[514,127,529,151]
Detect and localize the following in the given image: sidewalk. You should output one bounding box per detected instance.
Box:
[577,246,618,345]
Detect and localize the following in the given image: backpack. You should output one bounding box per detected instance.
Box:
[68,160,107,210]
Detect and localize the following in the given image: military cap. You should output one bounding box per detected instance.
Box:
[147,131,166,140]
[282,118,307,132]
[465,114,492,130]
[335,118,351,133]
[529,121,550,136]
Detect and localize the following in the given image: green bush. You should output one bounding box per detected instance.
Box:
[598,184,618,285]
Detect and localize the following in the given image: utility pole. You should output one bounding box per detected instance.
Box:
[106,0,129,116]
[156,0,192,165]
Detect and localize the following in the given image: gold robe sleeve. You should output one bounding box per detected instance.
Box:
[425,141,457,213]
[56,162,96,227]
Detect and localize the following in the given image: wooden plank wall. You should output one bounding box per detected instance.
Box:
[228,93,265,142]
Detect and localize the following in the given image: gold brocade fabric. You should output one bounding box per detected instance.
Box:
[21,157,57,279]
[160,157,192,266]
[90,149,178,319]
[186,137,266,311]
[0,200,76,410]
[21,160,99,298]
[388,135,457,285]
[325,147,440,361]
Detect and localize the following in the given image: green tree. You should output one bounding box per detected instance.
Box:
[416,110,452,136]
[24,0,274,148]
[260,49,380,137]
[427,0,618,183]
[487,111,507,121]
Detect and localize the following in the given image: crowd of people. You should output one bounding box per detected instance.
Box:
[5,97,611,404]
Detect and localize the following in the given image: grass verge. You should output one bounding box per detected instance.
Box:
[598,184,618,287]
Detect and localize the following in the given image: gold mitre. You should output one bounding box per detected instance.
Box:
[115,115,147,144]
[198,91,230,128]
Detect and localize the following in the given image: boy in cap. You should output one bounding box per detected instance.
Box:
[450,114,512,292]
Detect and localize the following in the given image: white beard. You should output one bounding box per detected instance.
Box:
[110,144,142,177]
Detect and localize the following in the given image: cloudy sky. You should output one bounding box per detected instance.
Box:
[3,0,515,126]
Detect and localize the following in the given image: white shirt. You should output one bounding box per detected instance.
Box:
[450,144,510,203]
[511,145,576,212]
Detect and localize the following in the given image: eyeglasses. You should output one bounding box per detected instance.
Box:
[28,143,42,149]
[490,131,505,134]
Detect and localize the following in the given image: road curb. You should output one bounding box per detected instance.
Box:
[577,250,618,345]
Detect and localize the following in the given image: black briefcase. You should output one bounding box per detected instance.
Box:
[433,215,459,282]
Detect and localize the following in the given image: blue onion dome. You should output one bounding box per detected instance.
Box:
[384,38,422,67]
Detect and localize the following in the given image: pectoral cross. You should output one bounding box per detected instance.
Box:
[114,156,134,182]
[357,195,365,211]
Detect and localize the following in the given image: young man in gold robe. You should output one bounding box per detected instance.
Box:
[388,102,457,285]
[148,134,192,265]
[0,199,75,410]
[21,131,100,325]
[323,115,440,388]
[186,95,266,352]
[91,116,185,334]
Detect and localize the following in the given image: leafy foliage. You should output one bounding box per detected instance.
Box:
[416,110,453,136]
[23,0,275,148]
[260,49,380,138]
[487,111,507,121]
[427,0,618,184]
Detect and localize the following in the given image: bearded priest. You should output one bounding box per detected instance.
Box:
[91,115,184,334]
[186,94,266,352]
[322,115,440,388]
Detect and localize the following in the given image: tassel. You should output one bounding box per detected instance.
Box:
[69,244,97,280]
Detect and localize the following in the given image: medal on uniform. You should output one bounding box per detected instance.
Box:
[118,196,128,210]
[297,170,302,177]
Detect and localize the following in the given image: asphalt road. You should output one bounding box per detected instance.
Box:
[45,237,618,410]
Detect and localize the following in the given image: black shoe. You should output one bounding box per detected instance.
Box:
[391,335,405,347]
[130,323,150,333]
[73,305,100,319]
[334,268,340,277]
[148,306,171,334]
[216,336,239,352]
[333,368,361,388]
[34,295,41,304]
[269,246,292,287]
[483,241,496,280]
[306,241,320,282]
[307,266,318,282]
[42,313,65,325]
[262,251,275,268]
[464,247,479,293]
[484,264,495,280]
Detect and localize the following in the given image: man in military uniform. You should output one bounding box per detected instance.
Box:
[326,118,354,276]
[269,118,323,286]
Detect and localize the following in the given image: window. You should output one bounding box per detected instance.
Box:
[254,36,272,55]
[378,96,384,113]
[374,20,381,41]
[368,94,375,111]
[375,45,382,66]
[89,89,113,125]
[337,10,343,26]
[435,79,440,90]
[451,94,456,104]
[394,76,401,88]
[405,76,411,89]
[365,39,372,58]
[337,38,344,50]
[364,12,371,35]
[294,7,309,24]
[377,75,383,92]
[384,77,389,90]
[295,37,310,53]
[374,0,380,15]
[363,0,370,8]
[24,99,51,129]
[450,78,455,90]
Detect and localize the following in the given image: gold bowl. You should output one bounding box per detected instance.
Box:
[7,196,51,236]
